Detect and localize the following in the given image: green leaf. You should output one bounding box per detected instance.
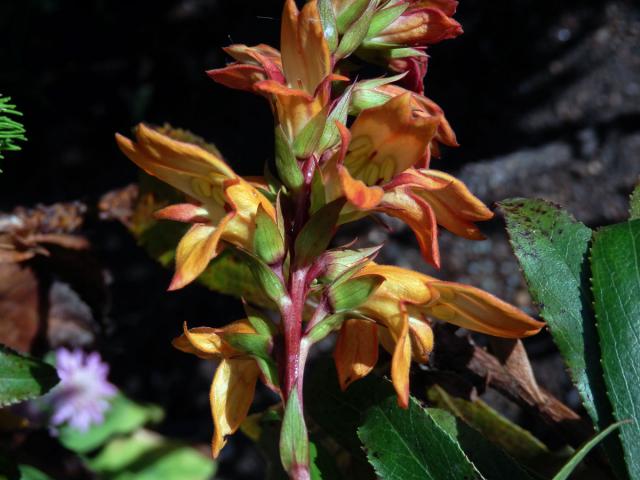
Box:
[335,0,371,34]
[85,429,216,480]
[294,199,345,267]
[17,466,53,480]
[58,394,164,453]
[318,0,338,52]
[222,332,279,389]
[328,274,384,312]
[244,304,278,337]
[235,249,288,310]
[591,219,640,479]
[280,389,310,475]
[275,126,304,191]
[499,199,607,425]
[358,395,481,480]
[336,0,377,59]
[629,184,640,220]
[0,345,59,407]
[553,421,629,480]
[319,245,382,284]
[317,85,353,153]
[254,204,285,264]
[305,313,345,345]
[366,3,407,38]
[293,108,327,159]
[428,385,556,477]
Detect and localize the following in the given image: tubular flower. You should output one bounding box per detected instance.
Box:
[333,264,544,407]
[320,92,490,267]
[210,0,334,143]
[116,124,275,290]
[172,320,261,458]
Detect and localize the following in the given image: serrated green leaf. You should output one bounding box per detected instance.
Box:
[280,389,310,475]
[357,395,481,480]
[553,421,629,480]
[275,126,304,191]
[336,0,377,59]
[591,220,640,480]
[254,204,285,264]
[629,184,640,220]
[499,199,606,424]
[294,199,345,267]
[0,346,59,408]
[58,394,164,453]
[85,429,215,480]
[328,274,384,312]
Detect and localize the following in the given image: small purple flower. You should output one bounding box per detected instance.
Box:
[49,348,117,432]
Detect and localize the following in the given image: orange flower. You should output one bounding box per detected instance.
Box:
[319,92,489,267]
[116,124,275,290]
[333,263,544,407]
[173,320,261,458]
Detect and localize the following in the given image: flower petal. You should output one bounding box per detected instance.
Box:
[333,319,379,390]
[376,187,440,267]
[408,316,434,363]
[425,280,545,338]
[172,324,224,359]
[390,306,411,408]
[154,203,210,223]
[345,93,439,185]
[169,215,233,291]
[339,166,384,210]
[210,358,260,458]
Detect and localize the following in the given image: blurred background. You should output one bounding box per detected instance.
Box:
[1,0,638,478]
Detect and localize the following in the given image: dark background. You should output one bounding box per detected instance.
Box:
[1,0,639,478]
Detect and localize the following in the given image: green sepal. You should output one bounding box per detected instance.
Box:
[292,108,327,159]
[253,204,285,265]
[366,3,408,38]
[310,168,327,215]
[336,0,377,59]
[328,274,384,312]
[335,0,371,34]
[275,126,304,191]
[0,345,59,408]
[280,389,310,475]
[630,183,640,220]
[319,245,382,284]
[294,198,345,267]
[305,313,345,345]
[317,84,354,152]
[349,73,407,114]
[235,249,289,311]
[243,302,278,337]
[318,0,339,52]
[221,332,280,390]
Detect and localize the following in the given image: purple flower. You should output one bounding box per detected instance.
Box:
[49,348,117,432]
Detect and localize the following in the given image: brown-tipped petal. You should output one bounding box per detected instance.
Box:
[210,358,260,458]
[169,215,232,291]
[373,7,462,46]
[172,324,222,360]
[154,203,210,223]
[339,166,384,210]
[413,0,459,17]
[377,188,440,268]
[425,280,545,338]
[333,319,379,390]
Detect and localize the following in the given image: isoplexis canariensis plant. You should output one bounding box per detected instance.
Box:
[116,0,544,477]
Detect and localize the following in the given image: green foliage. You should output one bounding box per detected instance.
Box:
[17,466,53,480]
[0,95,26,163]
[254,205,285,265]
[275,126,304,191]
[630,184,640,220]
[58,393,164,454]
[552,421,629,480]
[318,0,339,52]
[500,198,605,425]
[294,199,345,267]
[85,430,215,480]
[280,389,310,476]
[0,345,59,408]
[336,0,376,58]
[328,274,384,312]
[591,220,640,479]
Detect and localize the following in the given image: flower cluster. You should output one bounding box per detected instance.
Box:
[116,1,543,478]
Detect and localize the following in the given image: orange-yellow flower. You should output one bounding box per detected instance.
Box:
[116,124,275,290]
[320,92,489,267]
[333,263,544,407]
[173,320,261,458]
